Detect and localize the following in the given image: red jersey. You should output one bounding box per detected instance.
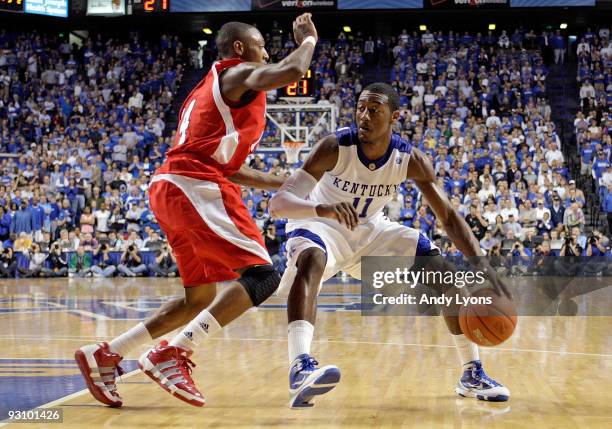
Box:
[157,58,266,179]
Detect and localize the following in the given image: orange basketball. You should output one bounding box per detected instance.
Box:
[458,288,517,347]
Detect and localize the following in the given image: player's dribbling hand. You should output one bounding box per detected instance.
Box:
[469,257,512,300]
[293,13,318,45]
[487,266,513,300]
[316,202,358,230]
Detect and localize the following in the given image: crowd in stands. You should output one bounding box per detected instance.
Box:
[0,24,610,279]
[575,28,612,238]
[0,30,185,277]
[378,26,610,267]
[379,27,564,259]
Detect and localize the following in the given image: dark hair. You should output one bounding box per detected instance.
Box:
[216,22,256,59]
[361,82,400,112]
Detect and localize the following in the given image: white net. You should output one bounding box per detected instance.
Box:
[264,102,337,146]
[282,141,305,164]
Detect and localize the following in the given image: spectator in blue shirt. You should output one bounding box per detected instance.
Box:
[592,151,610,182]
[0,206,11,241]
[552,30,565,64]
[584,233,606,257]
[604,184,612,232]
[508,241,532,275]
[416,206,434,235]
[447,170,466,194]
[29,197,45,241]
[582,230,608,275]
[580,141,595,175]
[11,202,33,235]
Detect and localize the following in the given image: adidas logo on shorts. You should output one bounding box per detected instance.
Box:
[199,322,209,333]
[184,331,193,341]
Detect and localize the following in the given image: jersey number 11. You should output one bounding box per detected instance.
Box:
[352,197,373,218]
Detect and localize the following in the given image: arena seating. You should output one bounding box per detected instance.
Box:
[0,25,608,278]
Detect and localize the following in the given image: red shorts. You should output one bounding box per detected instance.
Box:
[148,173,271,287]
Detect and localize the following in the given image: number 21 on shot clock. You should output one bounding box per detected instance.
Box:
[143,0,169,12]
[280,69,315,97]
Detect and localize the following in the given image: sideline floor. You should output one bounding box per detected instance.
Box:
[1,278,610,428]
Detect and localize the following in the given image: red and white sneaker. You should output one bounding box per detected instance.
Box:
[75,342,124,407]
[138,340,205,407]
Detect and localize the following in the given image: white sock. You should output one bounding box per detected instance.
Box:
[109,322,153,357]
[288,320,314,364]
[169,310,221,351]
[452,334,480,367]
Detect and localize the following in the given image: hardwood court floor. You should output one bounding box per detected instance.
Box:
[0,278,610,428]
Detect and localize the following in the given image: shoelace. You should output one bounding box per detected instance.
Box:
[175,351,197,378]
[470,362,498,387]
[107,364,125,396]
[299,357,319,372]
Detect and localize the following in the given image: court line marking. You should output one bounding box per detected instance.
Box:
[0,368,142,428]
[66,310,111,320]
[0,310,67,315]
[0,335,610,358]
[44,302,65,308]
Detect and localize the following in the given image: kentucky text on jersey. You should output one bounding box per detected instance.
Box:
[330,177,401,197]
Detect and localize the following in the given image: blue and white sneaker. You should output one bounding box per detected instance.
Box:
[455,360,510,402]
[289,354,340,409]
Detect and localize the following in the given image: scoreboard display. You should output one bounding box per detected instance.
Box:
[131,0,169,14]
[0,0,24,13]
[279,69,316,98]
[0,0,68,16]
[25,0,68,17]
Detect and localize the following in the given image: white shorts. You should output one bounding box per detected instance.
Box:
[278,213,439,296]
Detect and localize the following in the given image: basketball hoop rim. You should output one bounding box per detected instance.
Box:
[282,141,305,164]
[281,141,306,149]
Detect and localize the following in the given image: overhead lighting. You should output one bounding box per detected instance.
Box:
[343,26,351,33]
[202,28,212,35]
[488,24,496,31]
[419,25,427,32]
[560,23,568,29]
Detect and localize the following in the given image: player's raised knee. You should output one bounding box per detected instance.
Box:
[237,264,281,306]
[296,248,326,281]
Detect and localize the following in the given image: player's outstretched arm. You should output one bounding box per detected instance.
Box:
[407,147,482,257]
[407,148,511,298]
[269,135,358,230]
[225,14,318,95]
[229,164,286,191]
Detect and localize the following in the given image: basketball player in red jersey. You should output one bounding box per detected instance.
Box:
[75,14,319,408]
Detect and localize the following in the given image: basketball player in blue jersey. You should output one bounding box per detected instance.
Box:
[270,83,512,408]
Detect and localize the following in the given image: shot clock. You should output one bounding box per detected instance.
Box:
[132,0,168,14]
[278,68,315,98]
